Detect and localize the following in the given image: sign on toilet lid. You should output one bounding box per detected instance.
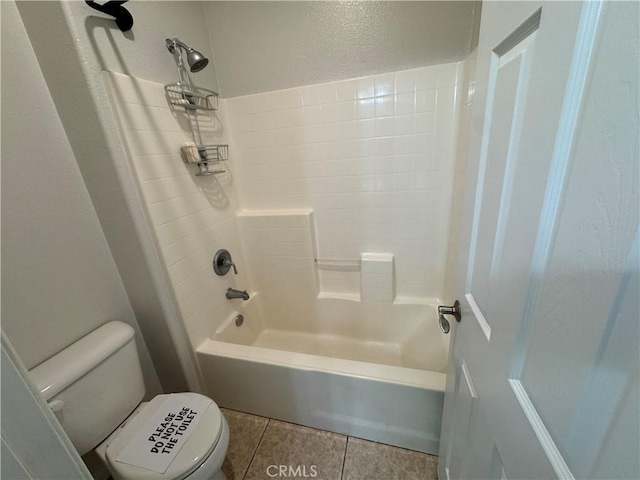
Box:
[114,393,213,474]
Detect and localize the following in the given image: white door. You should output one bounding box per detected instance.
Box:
[1,335,93,479]
[438,1,639,479]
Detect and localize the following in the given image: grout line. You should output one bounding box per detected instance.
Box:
[347,434,436,456]
[340,437,350,480]
[242,418,271,480]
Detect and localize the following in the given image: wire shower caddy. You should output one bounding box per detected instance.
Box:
[164,63,228,176]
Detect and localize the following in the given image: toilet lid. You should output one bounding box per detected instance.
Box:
[106,393,223,480]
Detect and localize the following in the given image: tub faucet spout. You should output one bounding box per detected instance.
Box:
[226,288,249,301]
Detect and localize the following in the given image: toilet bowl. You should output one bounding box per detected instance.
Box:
[28,321,229,480]
[96,393,229,480]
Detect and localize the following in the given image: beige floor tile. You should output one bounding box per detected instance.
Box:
[220,408,269,480]
[342,437,438,480]
[244,420,347,480]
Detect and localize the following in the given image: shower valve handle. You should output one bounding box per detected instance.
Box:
[224,258,238,275]
[213,249,238,276]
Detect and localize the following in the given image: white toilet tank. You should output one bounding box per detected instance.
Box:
[29,321,146,455]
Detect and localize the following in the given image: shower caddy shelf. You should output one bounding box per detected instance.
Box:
[180,144,228,162]
[165,81,228,175]
[180,144,229,176]
[164,82,219,110]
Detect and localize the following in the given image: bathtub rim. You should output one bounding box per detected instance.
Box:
[197,338,446,391]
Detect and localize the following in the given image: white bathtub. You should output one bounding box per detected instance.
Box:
[196,295,448,454]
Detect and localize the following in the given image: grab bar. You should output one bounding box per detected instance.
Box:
[315,258,361,271]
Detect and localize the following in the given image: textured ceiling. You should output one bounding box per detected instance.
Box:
[204,1,481,97]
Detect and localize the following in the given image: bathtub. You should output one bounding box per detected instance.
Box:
[196,295,448,454]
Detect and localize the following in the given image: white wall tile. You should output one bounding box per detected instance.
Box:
[415,90,437,113]
[374,74,395,97]
[356,77,375,99]
[375,95,395,117]
[394,115,414,136]
[395,92,415,115]
[357,98,375,119]
[394,70,416,94]
[318,83,338,104]
[337,80,357,102]
[338,101,358,122]
[375,117,395,137]
[302,86,322,106]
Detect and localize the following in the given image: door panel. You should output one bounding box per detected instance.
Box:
[444,353,479,480]
[515,3,639,475]
[439,1,639,479]
[470,11,539,319]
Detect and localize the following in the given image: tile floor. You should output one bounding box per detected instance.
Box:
[221,408,439,480]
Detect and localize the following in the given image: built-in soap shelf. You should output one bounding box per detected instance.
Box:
[316,254,395,303]
[164,82,219,110]
[180,144,229,176]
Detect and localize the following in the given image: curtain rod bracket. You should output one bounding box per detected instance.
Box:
[85,0,133,32]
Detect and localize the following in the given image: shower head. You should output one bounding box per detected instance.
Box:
[166,38,209,73]
[186,49,208,72]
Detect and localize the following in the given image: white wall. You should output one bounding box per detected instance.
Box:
[228,64,463,302]
[204,1,481,97]
[67,0,219,91]
[1,1,161,395]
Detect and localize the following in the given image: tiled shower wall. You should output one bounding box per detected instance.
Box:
[103,62,468,350]
[103,72,249,348]
[444,51,478,301]
[227,64,462,300]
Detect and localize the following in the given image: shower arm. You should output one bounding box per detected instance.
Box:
[167,38,191,54]
[166,38,190,85]
[174,49,189,86]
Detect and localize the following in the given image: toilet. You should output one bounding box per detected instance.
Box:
[28,321,229,480]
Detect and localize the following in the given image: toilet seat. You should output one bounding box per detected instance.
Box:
[103,393,224,480]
